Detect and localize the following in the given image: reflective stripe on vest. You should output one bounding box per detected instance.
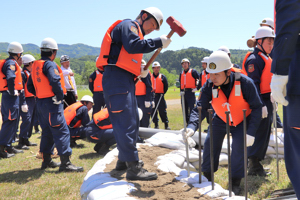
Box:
[31,60,67,99]
[0,59,23,91]
[93,70,103,92]
[93,108,113,130]
[151,74,164,94]
[201,70,210,87]
[64,101,84,128]
[135,78,146,96]
[180,69,196,89]
[242,51,272,94]
[24,70,34,97]
[96,20,144,76]
[211,73,251,126]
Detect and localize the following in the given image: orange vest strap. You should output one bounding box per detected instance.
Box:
[93,108,113,129]
[64,102,84,127]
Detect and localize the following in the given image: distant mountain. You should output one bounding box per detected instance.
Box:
[0,42,100,58]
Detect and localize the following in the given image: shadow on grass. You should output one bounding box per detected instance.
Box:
[79,152,102,160]
[0,168,44,184]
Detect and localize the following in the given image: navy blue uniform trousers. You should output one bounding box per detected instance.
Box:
[92,91,105,115]
[102,66,139,162]
[136,95,152,127]
[152,94,169,124]
[181,89,196,124]
[86,120,116,146]
[19,97,34,139]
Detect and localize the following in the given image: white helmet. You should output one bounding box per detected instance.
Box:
[260,18,274,29]
[138,107,143,121]
[95,57,99,62]
[181,58,190,64]
[217,46,230,54]
[152,61,161,68]
[7,42,23,54]
[141,59,146,66]
[81,95,94,104]
[206,51,232,73]
[22,54,36,65]
[60,55,70,63]
[40,37,58,50]
[201,56,209,63]
[255,27,275,39]
[142,7,163,30]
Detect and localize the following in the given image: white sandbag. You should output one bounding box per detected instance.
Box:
[221,140,232,154]
[219,153,228,166]
[177,172,208,184]
[268,154,285,159]
[191,131,207,146]
[277,147,284,155]
[171,149,200,163]
[269,134,284,148]
[154,159,183,175]
[157,153,185,168]
[196,182,230,198]
[266,146,276,155]
[182,161,197,172]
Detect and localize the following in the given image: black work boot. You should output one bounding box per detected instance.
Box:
[232,178,242,195]
[15,138,30,150]
[96,143,110,156]
[0,145,15,158]
[248,157,269,176]
[6,146,23,154]
[24,138,37,146]
[115,160,128,171]
[165,123,171,130]
[203,171,212,181]
[34,125,41,134]
[41,153,61,170]
[154,123,159,129]
[126,161,157,180]
[59,155,84,172]
[70,138,78,148]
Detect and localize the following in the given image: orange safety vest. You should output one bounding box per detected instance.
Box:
[96,20,144,76]
[201,70,210,87]
[93,70,103,92]
[64,101,83,128]
[242,51,272,94]
[151,74,164,94]
[135,78,146,96]
[180,69,196,89]
[231,67,247,75]
[0,59,23,91]
[31,60,67,99]
[93,108,113,130]
[23,69,34,97]
[211,72,251,126]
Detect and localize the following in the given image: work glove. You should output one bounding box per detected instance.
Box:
[270,75,289,106]
[180,128,195,141]
[7,90,19,96]
[152,101,155,108]
[52,96,62,105]
[246,134,255,147]
[270,93,278,111]
[160,35,172,49]
[21,104,28,113]
[145,101,151,108]
[262,106,268,119]
[192,88,197,93]
[140,65,149,78]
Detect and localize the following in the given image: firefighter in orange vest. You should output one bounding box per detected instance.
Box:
[89,57,105,115]
[135,59,154,127]
[16,54,38,150]
[27,37,83,172]
[0,42,25,158]
[151,61,170,130]
[242,27,275,177]
[96,7,171,180]
[179,58,200,124]
[181,51,262,194]
[199,57,210,91]
[64,95,93,148]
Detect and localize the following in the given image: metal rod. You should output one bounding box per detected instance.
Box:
[225,111,232,197]
[197,106,202,183]
[208,108,214,190]
[243,109,248,200]
[149,94,163,128]
[273,102,279,181]
[181,91,190,177]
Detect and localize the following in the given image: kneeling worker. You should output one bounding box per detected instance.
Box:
[181,51,262,194]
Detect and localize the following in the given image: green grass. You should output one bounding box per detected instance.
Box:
[0,88,290,200]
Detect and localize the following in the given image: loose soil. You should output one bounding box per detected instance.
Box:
[104,144,212,200]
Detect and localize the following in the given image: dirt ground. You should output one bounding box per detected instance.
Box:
[104,145,212,200]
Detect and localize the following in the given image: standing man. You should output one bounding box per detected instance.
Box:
[182,51,262,194]
[61,55,77,108]
[271,1,300,198]
[96,7,171,180]
[135,59,154,127]
[27,38,83,172]
[198,57,210,90]
[151,61,170,130]
[242,26,275,176]
[89,57,105,115]
[179,58,199,124]
[0,42,25,158]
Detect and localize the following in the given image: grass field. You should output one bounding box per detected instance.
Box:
[0,87,291,200]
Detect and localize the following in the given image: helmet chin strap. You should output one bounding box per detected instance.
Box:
[140,12,151,33]
[221,74,230,86]
[257,38,268,55]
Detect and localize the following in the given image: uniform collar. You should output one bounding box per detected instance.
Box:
[135,19,145,36]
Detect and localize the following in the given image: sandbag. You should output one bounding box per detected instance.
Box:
[266,146,276,155]
[219,153,228,166]
[157,153,185,168]
[269,134,284,148]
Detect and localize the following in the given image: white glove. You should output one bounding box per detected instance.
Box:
[180,128,195,141]
[262,106,268,118]
[52,96,62,105]
[270,75,289,106]
[140,65,149,78]
[246,134,255,147]
[160,35,172,49]
[21,104,28,113]
[7,90,19,96]
[192,88,197,93]
[145,101,151,108]
[152,101,155,108]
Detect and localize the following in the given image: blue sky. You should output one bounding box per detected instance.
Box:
[1,0,274,52]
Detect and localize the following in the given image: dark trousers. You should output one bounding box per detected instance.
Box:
[63,90,76,109]
[92,91,105,115]
[181,90,196,124]
[151,94,169,124]
[86,120,116,146]
[136,95,152,127]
